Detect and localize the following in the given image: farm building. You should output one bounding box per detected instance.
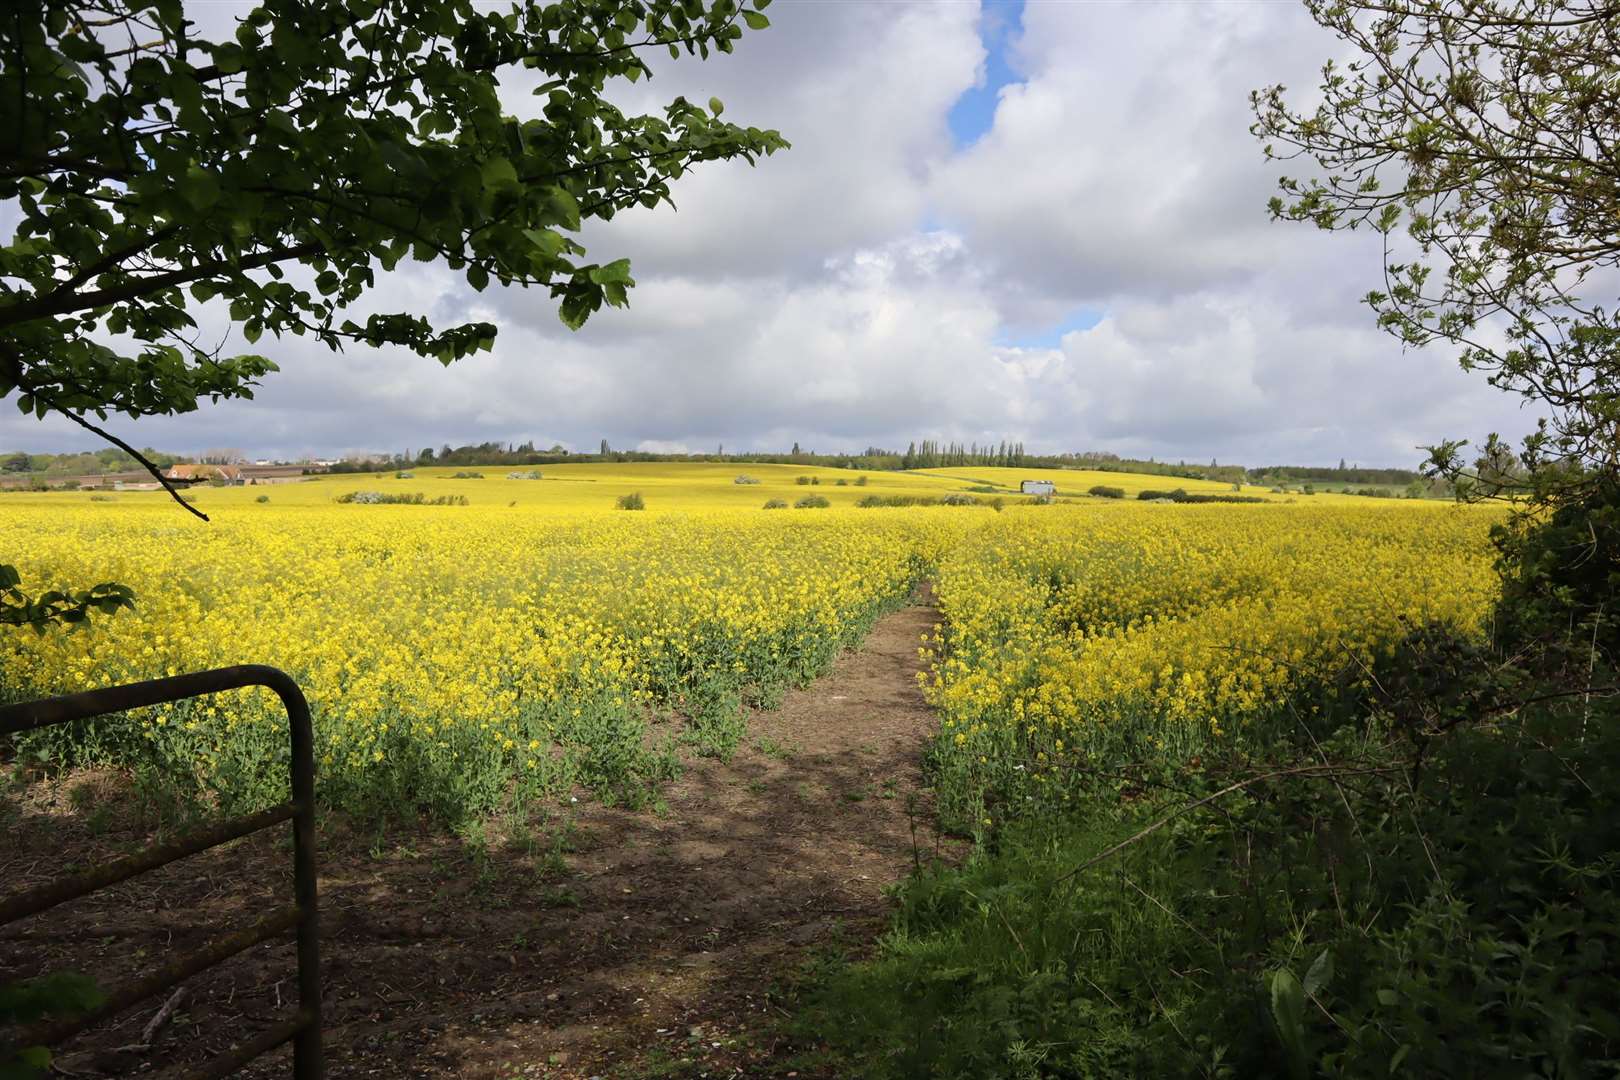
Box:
[1020,479,1056,496]
[163,463,244,485]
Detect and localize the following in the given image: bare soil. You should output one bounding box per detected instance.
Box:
[2,592,954,1078]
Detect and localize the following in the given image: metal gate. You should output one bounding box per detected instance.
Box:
[0,665,321,1078]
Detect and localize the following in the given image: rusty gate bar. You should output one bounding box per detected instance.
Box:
[16,907,303,1048]
[0,664,321,1078]
[0,803,296,925]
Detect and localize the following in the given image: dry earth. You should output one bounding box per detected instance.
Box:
[2,591,954,1078]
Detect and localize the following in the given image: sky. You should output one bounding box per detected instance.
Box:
[2,0,1546,467]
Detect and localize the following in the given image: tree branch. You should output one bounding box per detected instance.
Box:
[0,241,324,328]
[55,405,208,521]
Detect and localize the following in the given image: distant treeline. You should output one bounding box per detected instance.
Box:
[5,440,1447,495]
[1248,464,1426,485]
[895,440,1031,470]
[363,441,1261,482]
[1068,452,1248,485]
[0,447,182,477]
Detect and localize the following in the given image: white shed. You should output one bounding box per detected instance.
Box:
[1020,479,1056,496]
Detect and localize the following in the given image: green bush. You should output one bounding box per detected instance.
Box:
[88,494,115,502]
[616,492,646,510]
[450,471,484,479]
[854,475,869,486]
[796,475,813,485]
[1088,484,1126,498]
[336,491,467,505]
[807,687,1620,1079]
[762,498,788,509]
[255,494,270,503]
[1137,487,1265,504]
[794,494,830,509]
[1493,480,1620,658]
[1177,492,1265,504]
[854,493,997,509]
[733,474,760,485]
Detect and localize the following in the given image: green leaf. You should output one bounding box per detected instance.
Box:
[1268,969,1307,1079]
[587,258,634,286]
[546,187,582,231]
[708,96,724,116]
[481,156,519,190]
[741,10,769,29]
[1303,949,1333,996]
[523,228,567,258]
[177,165,220,210]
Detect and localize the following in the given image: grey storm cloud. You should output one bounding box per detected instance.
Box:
[1,0,1544,467]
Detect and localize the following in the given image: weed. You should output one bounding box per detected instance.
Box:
[753,736,795,760]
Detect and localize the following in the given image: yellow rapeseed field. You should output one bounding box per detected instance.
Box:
[1,466,975,817]
[923,501,1501,824]
[0,464,1498,822]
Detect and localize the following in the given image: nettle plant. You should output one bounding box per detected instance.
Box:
[0,0,785,627]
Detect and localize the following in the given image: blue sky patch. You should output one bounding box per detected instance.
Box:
[997,309,1105,351]
[948,0,1026,148]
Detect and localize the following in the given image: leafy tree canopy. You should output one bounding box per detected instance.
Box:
[1252,0,1619,498]
[0,0,784,626]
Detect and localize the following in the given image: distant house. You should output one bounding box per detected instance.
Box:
[1020,479,1056,496]
[164,464,244,485]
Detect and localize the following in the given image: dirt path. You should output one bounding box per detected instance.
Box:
[3,592,951,1078]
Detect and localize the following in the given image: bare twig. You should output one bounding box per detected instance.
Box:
[141,986,187,1045]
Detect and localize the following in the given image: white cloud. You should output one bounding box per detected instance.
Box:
[0,0,1551,467]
